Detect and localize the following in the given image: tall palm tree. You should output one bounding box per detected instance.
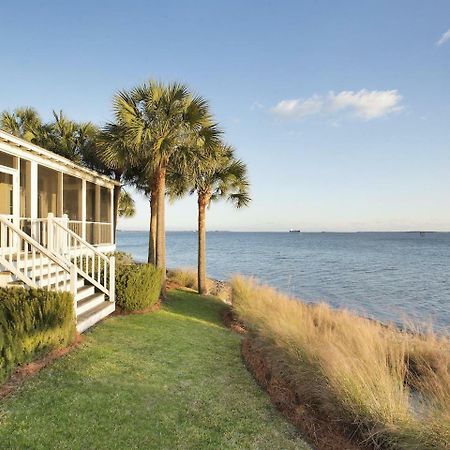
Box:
[112,81,220,293]
[128,171,158,264]
[171,144,250,294]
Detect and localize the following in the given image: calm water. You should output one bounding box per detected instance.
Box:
[117,231,450,330]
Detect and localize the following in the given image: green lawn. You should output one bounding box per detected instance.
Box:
[0,289,309,449]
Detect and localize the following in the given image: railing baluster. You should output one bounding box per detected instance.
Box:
[24,240,28,279]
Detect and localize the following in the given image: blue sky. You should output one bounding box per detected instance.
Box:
[2,1,450,231]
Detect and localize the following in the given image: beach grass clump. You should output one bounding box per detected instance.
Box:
[167,268,231,303]
[231,276,450,449]
[167,268,230,300]
[167,268,200,290]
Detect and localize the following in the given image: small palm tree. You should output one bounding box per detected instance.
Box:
[46,111,99,163]
[96,123,140,240]
[171,144,250,294]
[118,190,136,217]
[0,107,49,143]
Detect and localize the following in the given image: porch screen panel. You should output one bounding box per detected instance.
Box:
[0,151,14,168]
[20,159,30,217]
[0,172,13,215]
[86,182,96,244]
[100,187,111,223]
[63,175,82,220]
[38,166,59,218]
[99,187,112,244]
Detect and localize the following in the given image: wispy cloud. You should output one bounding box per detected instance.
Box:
[272,89,403,121]
[250,101,264,111]
[436,28,450,46]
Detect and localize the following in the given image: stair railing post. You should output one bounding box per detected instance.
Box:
[62,213,69,256]
[109,256,115,303]
[47,213,54,252]
[70,263,77,311]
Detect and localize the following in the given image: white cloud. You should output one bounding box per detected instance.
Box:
[272,95,323,119]
[272,89,403,121]
[436,28,450,46]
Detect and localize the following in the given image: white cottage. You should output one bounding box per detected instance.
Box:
[0,129,118,332]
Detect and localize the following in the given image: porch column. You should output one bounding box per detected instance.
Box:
[57,172,63,217]
[81,179,86,240]
[12,158,20,226]
[110,187,114,245]
[29,161,38,240]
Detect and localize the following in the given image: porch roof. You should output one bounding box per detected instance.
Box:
[0,129,120,188]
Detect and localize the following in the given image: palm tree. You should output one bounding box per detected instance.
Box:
[111,81,220,293]
[127,171,158,264]
[96,123,139,241]
[0,107,50,143]
[45,110,99,163]
[171,144,250,294]
[118,190,136,217]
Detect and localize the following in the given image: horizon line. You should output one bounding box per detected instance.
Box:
[117,229,449,233]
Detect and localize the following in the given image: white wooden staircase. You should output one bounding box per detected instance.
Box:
[0,215,115,333]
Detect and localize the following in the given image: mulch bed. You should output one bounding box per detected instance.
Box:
[222,308,246,334]
[0,334,83,401]
[222,307,365,450]
[241,338,366,450]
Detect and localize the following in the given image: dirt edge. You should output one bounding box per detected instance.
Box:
[0,333,83,401]
[222,307,364,450]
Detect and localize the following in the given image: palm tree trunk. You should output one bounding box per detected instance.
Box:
[197,194,208,295]
[155,166,166,297]
[148,193,157,264]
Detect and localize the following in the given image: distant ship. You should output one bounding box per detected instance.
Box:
[289,229,301,233]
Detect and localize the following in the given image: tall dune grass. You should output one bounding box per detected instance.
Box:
[231,276,450,449]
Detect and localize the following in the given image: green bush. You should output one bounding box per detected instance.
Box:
[115,263,162,312]
[0,287,75,384]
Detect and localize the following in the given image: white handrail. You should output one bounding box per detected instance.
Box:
[0,216,76,296]
[49,214,114,301]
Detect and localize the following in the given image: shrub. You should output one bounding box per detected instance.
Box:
[0,287,75,384]
[107,251,134,266]
[231,275,450,450]
[115,263,162,312]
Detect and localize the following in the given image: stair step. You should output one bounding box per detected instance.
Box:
[75,285,95,301]
[76,301,115,333]
[76,292,105,316]
[35,272,84,289]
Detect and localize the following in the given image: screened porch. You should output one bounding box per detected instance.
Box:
[0,138,116,250]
